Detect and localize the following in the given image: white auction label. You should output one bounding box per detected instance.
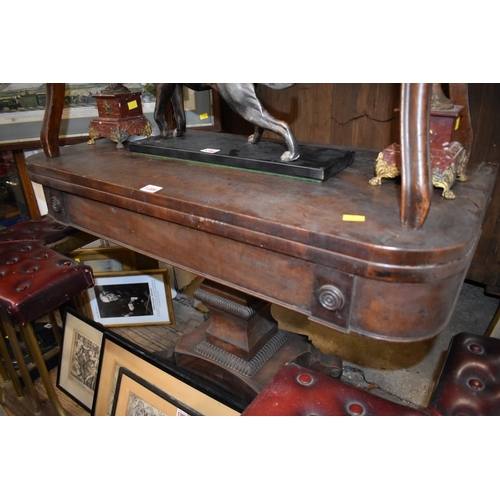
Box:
[140,184,163,193]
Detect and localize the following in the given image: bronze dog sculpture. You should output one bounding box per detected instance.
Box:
[153,83,300,162]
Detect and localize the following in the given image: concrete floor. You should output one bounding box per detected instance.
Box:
[273,280,500,410]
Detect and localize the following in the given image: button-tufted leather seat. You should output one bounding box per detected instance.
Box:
[428,332,500,416]
[242,363,438,416]
[0,215,79,246]
[0,237,94,415]
[0,240,94,325]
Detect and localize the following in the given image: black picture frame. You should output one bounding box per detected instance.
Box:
[92,329,246,416]
[57,308,106,413]
[111,367,201,416]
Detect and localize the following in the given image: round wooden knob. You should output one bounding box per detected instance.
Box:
[50,196,62,213]
[317,284,344,311]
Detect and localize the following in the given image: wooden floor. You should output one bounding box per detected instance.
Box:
[1,294,207,416]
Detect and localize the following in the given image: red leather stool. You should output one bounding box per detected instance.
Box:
[428,332,500,416]
[0,215,95,351]
[0,239,94,415]
[242,363,438,416]
[0,215,79,246]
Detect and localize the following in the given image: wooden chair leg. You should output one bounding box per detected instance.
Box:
[19,323,68,416]
[0,328,25,398]
[40,83,65,158]
[0,348,9,382]
[399,83,432,229]
[486,302,500,338]
[48,311,62,347]
[1,320,42,413]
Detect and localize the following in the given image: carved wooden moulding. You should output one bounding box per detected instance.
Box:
[370,104,468,199]
[88,84,152,149]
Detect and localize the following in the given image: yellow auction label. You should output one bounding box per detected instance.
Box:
[342,214,365,222]
[200,113,209,120]
[128,100,138,110]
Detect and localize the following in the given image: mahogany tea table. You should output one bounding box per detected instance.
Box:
[25,137,497,401]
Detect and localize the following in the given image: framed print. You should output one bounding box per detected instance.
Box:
[0,83,220,147]
[0,83,102,146]
[111,367,201,416]
[93,332,241,416]
[70,246,138,273]
[57,308,105,412]
[83,269,174,327]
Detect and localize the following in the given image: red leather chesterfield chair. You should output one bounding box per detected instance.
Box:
[242,363,439,416]
[0,237,94,415]
[428,331,500,416]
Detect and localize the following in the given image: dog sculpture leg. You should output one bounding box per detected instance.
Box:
[154,83,175,137]
[154,83,187,138]
[170,84,186,137]
[214,83,300,162]
[248,126,264,145]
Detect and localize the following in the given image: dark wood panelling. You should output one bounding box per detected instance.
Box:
[466,83,500,286]
[220,83,400,150]
[468,83,500,164]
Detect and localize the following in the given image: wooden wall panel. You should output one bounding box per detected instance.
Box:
[465,83,500,287]
[468,83,500,164]
[220,83,400,150]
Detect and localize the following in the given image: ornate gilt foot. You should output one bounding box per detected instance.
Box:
[432,143,468,199]
[369,152,401,186]
[140,122,153,138]
[432,165,457,199]
[87,124,100,145]
[109,129,130,149]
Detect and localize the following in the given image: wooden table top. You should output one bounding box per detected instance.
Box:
[26,139,498,341]
[28,141,496,264]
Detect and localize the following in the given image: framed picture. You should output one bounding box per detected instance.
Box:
[0,83,102,146]
[57,308,106,412]
[0,83,220,147]
[83,269,174,327]
[70,246,138,273]
[111,367,201,416]
[93,331,241,416]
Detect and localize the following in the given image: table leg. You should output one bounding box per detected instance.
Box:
[175,280,342,403]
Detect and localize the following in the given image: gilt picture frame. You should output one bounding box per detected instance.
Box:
[57,308,105,413]
[93,331,241,416]
[111,367,200,416]
[83,269,174,328]
[70,246,138,273]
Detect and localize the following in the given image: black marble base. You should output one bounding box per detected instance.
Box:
[129,130,355,181]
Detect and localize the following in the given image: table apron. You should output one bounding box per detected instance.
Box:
[45,187,471,341]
